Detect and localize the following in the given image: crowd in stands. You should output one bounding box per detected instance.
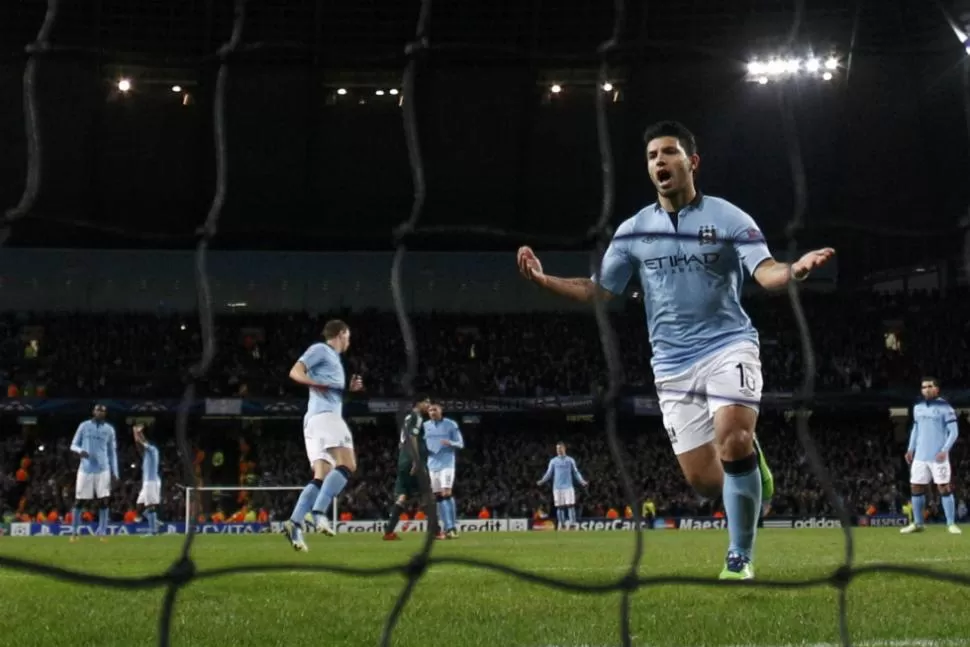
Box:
[0,289,968,400]
[2,289,968,529]
[2,413,967,528]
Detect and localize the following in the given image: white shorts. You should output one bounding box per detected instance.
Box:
[911,459,952,485]
[430,467,455,493]
[655,341,763,456]
[75,470,111,500]
[554,488,576,507]
[304,412,354,467]
[137,481,162,506]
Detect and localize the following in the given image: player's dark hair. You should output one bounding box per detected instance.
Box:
[322,319,349,340]
[922,376,940,388]
[414,393,430,405]
[642,120,698,157]
[556,441,565,447]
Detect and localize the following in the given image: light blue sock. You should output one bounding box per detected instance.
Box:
[942,494,956,526]
[98,507,109,535]
[568,506,577,524]
[722,456,762,561]
[912,494,926,527]
[312,469,348,520]
[447,497,458,530]
[147,510,157,535]
[556,507,565,527]
[290,480,321,525]
[441,497,453,531]
[71,506,81,536]
[436,499,446,532]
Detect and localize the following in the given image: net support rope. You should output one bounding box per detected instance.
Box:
[2,0,970,646]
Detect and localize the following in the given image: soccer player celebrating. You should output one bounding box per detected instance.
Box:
[537,441,588,529]
[423,404,464,539]
[132,424,161,536]
[516,121,835,579]
[901,377,961,535]
[383,394,432,541]
[69,403,118,542]
[283,319,364,551]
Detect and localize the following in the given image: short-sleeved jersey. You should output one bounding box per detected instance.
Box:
[142,443,160,483]
[299,342,346,425]
[910,398,959,462]
[592,194,772,378]
[70,420,119,477]
[398,411,427,467]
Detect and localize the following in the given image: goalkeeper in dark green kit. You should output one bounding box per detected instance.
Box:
[383,394,431,540]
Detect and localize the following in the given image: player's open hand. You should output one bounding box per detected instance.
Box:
[935,451,947,463]
[516,246,544,282]
[79,450,90,459]
[349,374,364,392]
[791,247,836,279]
[904,450,914,464]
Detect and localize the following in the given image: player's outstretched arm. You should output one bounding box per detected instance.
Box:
[752,248,836,291]
[537,461,554,486]
[571,459,587,487]
[517,246,617,303]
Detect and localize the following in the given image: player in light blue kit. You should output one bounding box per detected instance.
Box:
[133,424,161,536]
[423,404,464,539]
[517,121,835,579]
[283,319,364,551]
[69,403,119,542]
[901,377,961,535]
[537,441,588,529]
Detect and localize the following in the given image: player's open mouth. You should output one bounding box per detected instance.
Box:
[656,169,673,187]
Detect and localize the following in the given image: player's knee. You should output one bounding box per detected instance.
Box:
[713,406,757,460]
[684,472,722,499]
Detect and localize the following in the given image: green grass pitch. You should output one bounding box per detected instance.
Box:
[1,528,968,647]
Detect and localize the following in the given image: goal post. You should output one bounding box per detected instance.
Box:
[182,485,339,533]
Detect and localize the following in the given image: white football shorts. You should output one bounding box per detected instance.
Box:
[910,459,951,485]
[654,341,763,456]
[553,487,576,507]
[137,481,162,506]
[429,467,455,493]
[304,412,354,467]
[75,470,111,500]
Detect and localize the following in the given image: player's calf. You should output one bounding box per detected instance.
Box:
[902,483,929,533]
[938,484,960,532]
[143,505,158,536]
[311,460,354,536]
[676,444,723,499]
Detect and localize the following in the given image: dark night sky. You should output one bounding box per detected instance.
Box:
[1,0,969,283]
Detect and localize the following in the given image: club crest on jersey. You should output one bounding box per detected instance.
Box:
[698,225,717,245]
